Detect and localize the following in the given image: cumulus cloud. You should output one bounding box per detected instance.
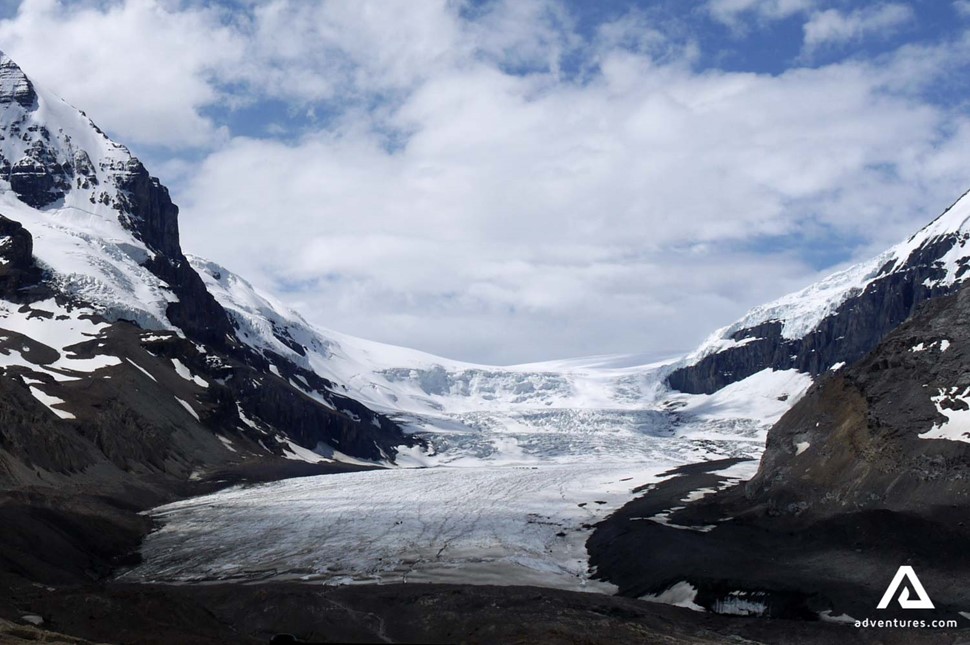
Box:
[803,3,914,52]
[179,39,970,362]
[1,0,969,363]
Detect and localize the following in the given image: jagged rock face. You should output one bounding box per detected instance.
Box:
[0,55,35,108]
[10,157,57,207]
[745,284,970,517]
[7,137,74,208]
[668,197,970,395]
[0,216,30,269]
[154,258,236,348]
[0,56,72,208]
[0,214,47,300]
[115,158,180,259]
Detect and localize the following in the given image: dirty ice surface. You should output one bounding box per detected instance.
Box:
[121,366,807,593]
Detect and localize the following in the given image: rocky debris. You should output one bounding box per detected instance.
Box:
[0,617,103,645]
[0,307,415,503]
[588,459,970,627]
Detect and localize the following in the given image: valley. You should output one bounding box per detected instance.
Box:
[0,30,968,643]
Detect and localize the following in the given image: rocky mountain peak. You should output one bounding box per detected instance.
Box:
[0,51,36,109]
[0,51,231,344]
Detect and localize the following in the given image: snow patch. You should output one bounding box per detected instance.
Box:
[171,358,208,388]
[216,435,237,453]
[712,592,768,617]
[818,610,858,624]
[282,440,329,463]
[175,397,200,422]
[919,387,970,443]
[672,368,812,426]
[126,358,156,382]
[640,581,705,612]
[28,386,75,420]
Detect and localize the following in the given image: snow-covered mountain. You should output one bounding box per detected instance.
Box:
[0,50,420,492]
[668,189,970,394]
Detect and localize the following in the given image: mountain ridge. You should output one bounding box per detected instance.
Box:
[667,188,970,394]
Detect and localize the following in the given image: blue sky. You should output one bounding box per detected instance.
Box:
[1,0,970,363]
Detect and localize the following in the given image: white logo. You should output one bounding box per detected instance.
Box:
[877,566,935,610]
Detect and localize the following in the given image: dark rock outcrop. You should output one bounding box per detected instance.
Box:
[746,284,970,517]
[9,157,58,208]
[114,158,180,260]
[8,138,74,209]
[0,215,45,299]
[144,253,237,348]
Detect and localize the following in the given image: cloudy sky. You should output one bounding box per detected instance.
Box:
[2,0,970,364]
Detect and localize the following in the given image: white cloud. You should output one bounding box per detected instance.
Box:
[0,0,242,147]
[0,0,575,145]
[2,0,969,363]
[233,0,466,101]
[179,41,970,362]
[707,0,815,29]
[803,3,914,52]
[955,0,970,18]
